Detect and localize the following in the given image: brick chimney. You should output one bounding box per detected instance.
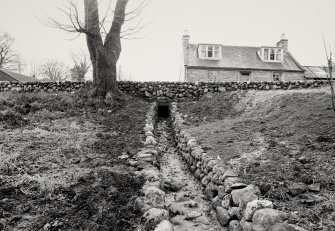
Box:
[276,33,288,51]
[182,30,190,48]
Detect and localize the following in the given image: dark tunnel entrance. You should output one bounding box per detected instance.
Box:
[157,104,170,118]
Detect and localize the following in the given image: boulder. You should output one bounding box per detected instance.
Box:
[212,196,222,209]
[154,220,174,231]
[221,194,232,209]
[252,209,288,231]
[288,182,307,196]
[185,211,202,220]
[231,184,261,207]
[308,183,321,192]
[231,182,247,190]
[224,177,241,193]
[216,206,231,226]
[244,200,273,221]
[229,220,243,231]
[143,187,166,209]
[228,207,242,220]
[143,208,169,228]
[269,223,306,231]
[240,218,253,231]
[138,169,160,182]
[168,203,185,217]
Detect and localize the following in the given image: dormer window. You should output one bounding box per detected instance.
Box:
[258,47,283,62]
[198,45,221,60]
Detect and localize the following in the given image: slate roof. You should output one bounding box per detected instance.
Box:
[185,44,304,72]
[0,68,38,82]
[303,66,329,79]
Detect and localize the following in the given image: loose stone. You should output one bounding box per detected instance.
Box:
[244,200,273,221]
[185,211,202,220]
[231,184,261,207]
[229,220,243,231]
[154,220,174,231]
[252,208,288,231]
[143,208,169,228]
[308,183,321,192]
[216,206,231,226]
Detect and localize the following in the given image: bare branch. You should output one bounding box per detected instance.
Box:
[40,60,70,82]
[70,50,91,81]
[0,32,24,72]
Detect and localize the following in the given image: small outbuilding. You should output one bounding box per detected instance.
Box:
[303,66,330,80]
[0,68,38,82]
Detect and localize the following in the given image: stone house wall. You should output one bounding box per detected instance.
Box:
[185,68,305,82]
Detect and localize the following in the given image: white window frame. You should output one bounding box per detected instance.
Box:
[257,47,283,62]
[198,45,221,60]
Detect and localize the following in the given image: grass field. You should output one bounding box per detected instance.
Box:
[0,90,149,231]
[179,87,335,230]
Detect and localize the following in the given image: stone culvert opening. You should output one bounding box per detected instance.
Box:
[157,104,170,118]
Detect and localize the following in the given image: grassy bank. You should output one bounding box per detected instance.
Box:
[179,88,335,230]
[0,91,149,231]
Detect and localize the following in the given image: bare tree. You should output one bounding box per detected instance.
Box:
[117,64,134,81]
[325,53,335,116]
[70,51,91,81]
[40,60,70,82]
[0,32,25,72]
[321,27,335,116]
[29,61,40,78]
[48,0,149,98]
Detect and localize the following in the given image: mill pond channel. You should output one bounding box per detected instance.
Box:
[136,102,310,231]
[155,104,222,230]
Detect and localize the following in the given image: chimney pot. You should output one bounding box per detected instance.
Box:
[277,33,288,51]
[182,30,190,47]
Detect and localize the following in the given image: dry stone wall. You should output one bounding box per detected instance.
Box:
[128,103,174,231]
[0,80,328,102]
[170,102,307,231]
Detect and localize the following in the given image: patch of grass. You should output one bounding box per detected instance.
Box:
[179,91,245,125]
[180,88,335,230]
[0,91,149,230]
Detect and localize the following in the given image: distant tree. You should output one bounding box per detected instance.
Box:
[48,0,149,98]
[40,60,70,82]
[0,32,25,72]
[70,51,91,82]
[29,61,40,79]
[117,64,134,81]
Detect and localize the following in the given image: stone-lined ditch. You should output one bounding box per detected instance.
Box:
[156,118,222,230]
[132,102,307,231]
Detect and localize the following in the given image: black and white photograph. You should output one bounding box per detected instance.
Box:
[0,0,334,230]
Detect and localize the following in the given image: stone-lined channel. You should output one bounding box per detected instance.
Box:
[155,117,222,230]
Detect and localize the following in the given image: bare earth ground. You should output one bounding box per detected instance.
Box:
[0,91,148,231]
[179,88,335,231]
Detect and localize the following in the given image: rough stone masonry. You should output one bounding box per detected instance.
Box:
[0,80,327,103]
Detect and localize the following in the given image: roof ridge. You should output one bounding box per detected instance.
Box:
[191,43,260,49]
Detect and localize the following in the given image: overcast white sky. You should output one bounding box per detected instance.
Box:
[0,0,334,81]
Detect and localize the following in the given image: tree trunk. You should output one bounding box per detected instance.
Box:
[84,0,128,98]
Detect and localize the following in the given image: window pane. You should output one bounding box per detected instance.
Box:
[264,49,269,60]
[214,46,221,58]
[200,46,206,58]
[207,46,213,58]
[270,49,275,60]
